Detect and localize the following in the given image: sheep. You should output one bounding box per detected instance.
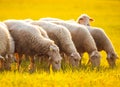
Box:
[0,22,15,70]
[4,20,62,71]
[47,21,101,67]
[30,21,81,67]
[87,27,118,67]
[76,14,119,67]
[42,16,119,67]
[76,14,94,26]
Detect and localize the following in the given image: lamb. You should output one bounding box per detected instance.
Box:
[76,14,119,67]
[30,21,81,67]
[4,20,62,71]
[48,21,101,67]
[0,22,15,70]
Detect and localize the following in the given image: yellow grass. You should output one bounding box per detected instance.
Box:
[0,0,120,87]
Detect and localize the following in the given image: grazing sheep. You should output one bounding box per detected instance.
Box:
[4,20,62,71]
[87,27,118,67]
[43,16,119,67]
[76,14,119,67]
[0,22,15,70]
[30,21,81,67]
[49,21,101,67]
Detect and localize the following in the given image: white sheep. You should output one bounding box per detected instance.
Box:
[4,20,62,71]
[30,21,81,67]
[49,21,101,67]
[0,22,15,70]
[76,14,94,26]
[76,14,119,67]
[88,27,118,67]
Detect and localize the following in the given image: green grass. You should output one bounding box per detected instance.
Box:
[0,0,120,87]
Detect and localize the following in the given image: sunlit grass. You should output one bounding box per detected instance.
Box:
[0,0,120,87]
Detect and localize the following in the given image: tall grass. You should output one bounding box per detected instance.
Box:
[0,0,120,87]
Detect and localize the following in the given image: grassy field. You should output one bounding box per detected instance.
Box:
[0,0,120,87]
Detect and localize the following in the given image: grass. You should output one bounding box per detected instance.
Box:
[0,0,120,87]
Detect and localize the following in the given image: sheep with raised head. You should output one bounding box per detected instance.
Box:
[49,21,101,67]
[76,14,119,67]
[30,21,81,67]
[76,14,94,26]
[0,22,15,70]
[4,20,62,71]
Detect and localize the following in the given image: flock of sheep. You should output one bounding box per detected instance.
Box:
[0,14,119,72]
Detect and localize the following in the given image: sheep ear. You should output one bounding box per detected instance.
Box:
[77,18,83,23]
[79,18,83,20]
[90,51,101,58]
[50,45,56,51]
[70,53,74,57]
[89,18,94,21]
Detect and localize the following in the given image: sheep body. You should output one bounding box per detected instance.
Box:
[49,21,101,67]
[4,20,62,71]
[76,14,118,67]
[87,26,118,66]
[31,21,81,67]
[0,22,15,70]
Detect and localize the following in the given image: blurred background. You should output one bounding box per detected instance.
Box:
[0,0,120,26]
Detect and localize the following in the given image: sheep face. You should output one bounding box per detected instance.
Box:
[107,53,118,67]
[69,52,81,67]
[77,14,94,26]
[90,51,101,67]
[48,45,62,71]
[78,17,90,26]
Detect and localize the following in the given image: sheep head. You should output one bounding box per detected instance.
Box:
[48,44,62,71]
[77,14,94,26]
[0,54,15,71]
[89,51,101,67]
[107,53,119,67]
[69,52,81,67]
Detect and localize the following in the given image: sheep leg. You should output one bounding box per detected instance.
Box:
[15,53,22,71]
[28,56,35,73]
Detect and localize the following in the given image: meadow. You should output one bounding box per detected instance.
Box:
[0,0,120,87]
